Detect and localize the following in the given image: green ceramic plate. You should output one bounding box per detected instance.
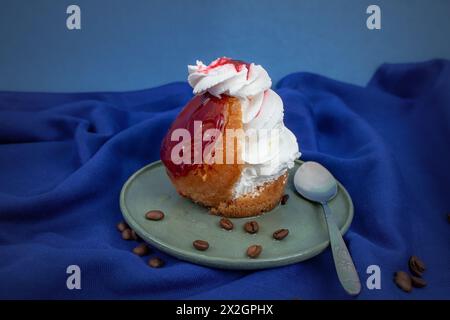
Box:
[120,160,354,270]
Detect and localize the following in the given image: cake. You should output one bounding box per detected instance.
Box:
[160,57,300,217]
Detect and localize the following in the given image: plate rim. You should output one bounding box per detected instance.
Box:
[120,159,354,270]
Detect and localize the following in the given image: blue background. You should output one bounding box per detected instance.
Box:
[1,0,450,92]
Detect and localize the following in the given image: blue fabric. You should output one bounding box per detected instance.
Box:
[0,60,449,299]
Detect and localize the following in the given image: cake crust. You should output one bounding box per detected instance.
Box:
[210,172,288,218]
[167,96,244,208]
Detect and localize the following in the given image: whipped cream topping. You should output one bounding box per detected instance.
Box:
[188,57,300,198]
[188,58,271,124]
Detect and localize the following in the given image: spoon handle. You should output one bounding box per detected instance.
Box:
[322,202,361,296]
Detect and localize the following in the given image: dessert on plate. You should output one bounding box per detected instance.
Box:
[160,57,300,217]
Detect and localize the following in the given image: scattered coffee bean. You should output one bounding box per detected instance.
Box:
[193,240,209,251]
[247,245,262,258]
[132,243,150,256]
[219,218,234,231]
[411,275,427,288]
[121,228,133,240]
[117,221,128,232]
[145,210,165,221]
[244,221,259,234]
[447,213,450,224]
[131,229,141,241]
[281,194,289,205]
[273,228,289,240]
[394,271,412,293]
[409,255,426,277]
[148,257,165,268]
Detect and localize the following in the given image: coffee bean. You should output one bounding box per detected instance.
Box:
[132,243,150,256]
[447,213,450,224]
[394,271,412,293]
[148,257,165,268]
[117,221,128,232]
[244,221,259,234]
[121,228,132,240]
[247,245,262,258]
[145,210,164,221]
[273,228,289,240]
[281,194,289,205]
[409,255,426,277]
[219,218,234,231]
[411,275,427,288]
[131,229,141,241]
[193,240,209,251]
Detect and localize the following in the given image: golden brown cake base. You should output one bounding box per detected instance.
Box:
[167,96,243,205]
[210,172,288,218]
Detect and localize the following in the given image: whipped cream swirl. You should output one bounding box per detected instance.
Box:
[188,57,300,198]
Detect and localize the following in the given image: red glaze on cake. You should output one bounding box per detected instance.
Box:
[160,93,227,178]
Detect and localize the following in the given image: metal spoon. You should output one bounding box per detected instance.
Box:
[294,161,361,296]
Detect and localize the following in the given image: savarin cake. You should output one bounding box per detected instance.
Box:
[160,57,300,217]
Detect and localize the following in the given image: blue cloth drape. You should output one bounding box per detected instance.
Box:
[0,60,449,299]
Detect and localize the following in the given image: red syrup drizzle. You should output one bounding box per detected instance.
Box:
[200,57,251,77]
[160,93,228,178]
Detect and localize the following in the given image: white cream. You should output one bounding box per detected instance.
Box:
[188,57,300,198]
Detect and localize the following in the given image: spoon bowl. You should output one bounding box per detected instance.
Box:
[294,161,337,203]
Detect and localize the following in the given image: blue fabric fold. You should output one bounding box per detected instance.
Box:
[0,60,449,299]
